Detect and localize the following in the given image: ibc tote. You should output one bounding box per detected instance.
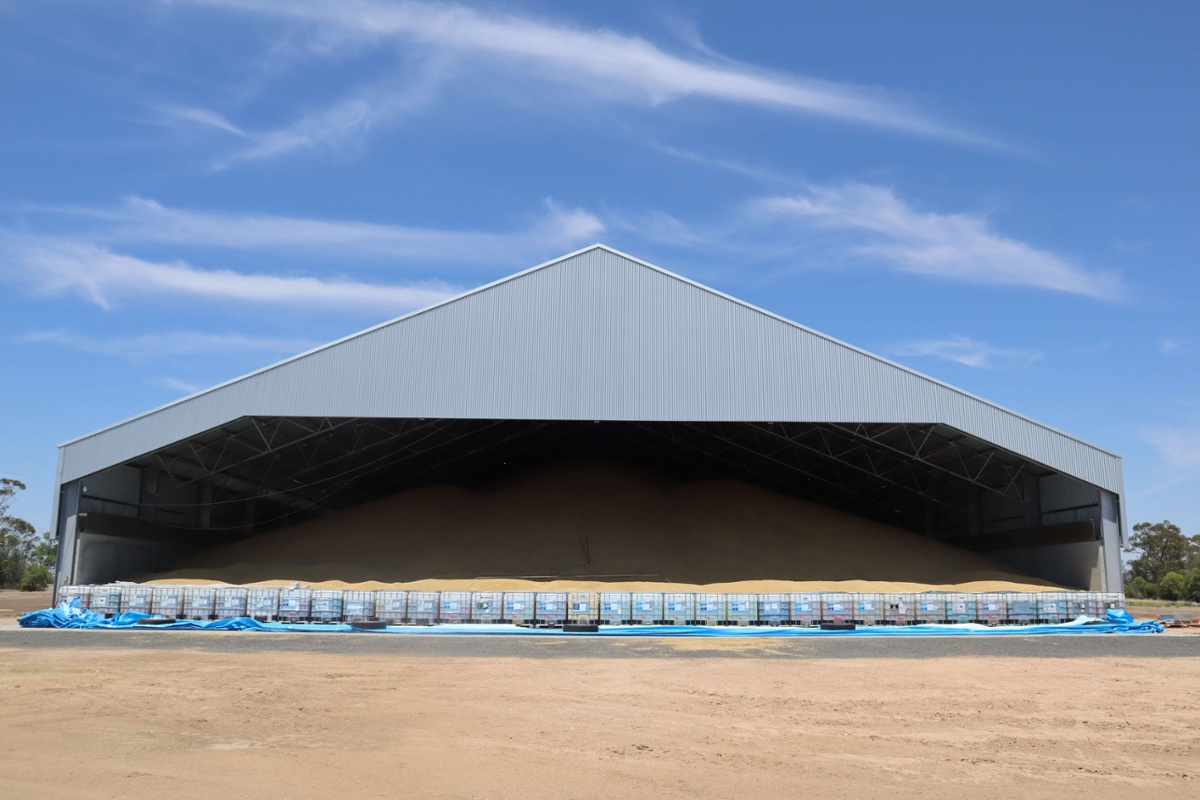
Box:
[598,592,631,624]
[568,592,599,623]
[246,588,279,622]
[151,586,184,618]
[630,593,664,624]
[535,592,568,624]
[89,586,123,617]
[57,584,91,610]
[503,592,535,624]
[181,586,216,621]
[694,594,726,625]
[407,592,440,623]
[757,594,789,626]
[853,593,884,626]
[343,591,376,622]
[375,591,408,624]
[215,587,249,618]
[662,593,695,625]
[883,594,916,625]
[470,592,504,623]
[727,594,757,626]
[439,591,471,623]
[789,593,821,627]
[119,586,153,615]
[310,590,345,623]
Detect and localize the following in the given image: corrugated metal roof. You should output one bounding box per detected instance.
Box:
[57,245,1123,492]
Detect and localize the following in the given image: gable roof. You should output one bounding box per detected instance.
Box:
[57,245,1122,492]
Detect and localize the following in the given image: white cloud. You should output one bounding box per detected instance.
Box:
[16,330,316,362]
[158,106,249,138]
[1160,339,1195,354]
[892,335,1042,369]
[154,377,205,394]
[176,0,993,159]
[33,196,604,264]
[3,237,461,311]
[754,183,1123,299]
[1142,426,1200,469]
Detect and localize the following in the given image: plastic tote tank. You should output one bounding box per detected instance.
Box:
[568,592,599,624]
[944,594,976,624]
[1036,592,1068,623]
[215,587,249,619]
[598,593,631,624]
[343,591,376,622]
[407,592,440,623]
[89,586,123,617]
[120,586,153,615]
[883,593,916,625]
[662,594,695,625]
[311,590,344,623]
[503,592,535,624]
[789,593,822,627]
[246,588,280,622]
[535,592,568,624]
[1062,592,1089,620]
[277,588,312,622]
[727,595,757,626]
[630,593,664,624]
[976,594,1007,625]
[470,592,504,623]
[439,591,471,623]
[1006,593,1038,624]
[182,586,216,620]
[375,591,408,624]
[821,593,853,624]
[694,594,727,625]
[1102,592,1126,613]
[915,594,946,623]
[58,584,91,609]
[151,586,184,618]
[853,593,885,625]
[757,594,790,626]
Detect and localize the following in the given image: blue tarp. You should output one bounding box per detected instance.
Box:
[18,600,1163,635]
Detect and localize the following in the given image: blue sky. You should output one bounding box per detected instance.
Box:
[1,1,1198,537]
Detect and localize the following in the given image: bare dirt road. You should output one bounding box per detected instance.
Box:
[2,637,1198,800]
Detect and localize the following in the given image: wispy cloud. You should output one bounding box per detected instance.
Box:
[35,196,604,263]
[157,106,249,138]
[2,237,461,311]
[1143,425,1200,470]
[1161,338,1196,354]
[754,183,1123,299]
[154,377,205,394]
[16,329,316,362]
[892,335,1042,369]
[652,144,802,186]
[175,0,995,160]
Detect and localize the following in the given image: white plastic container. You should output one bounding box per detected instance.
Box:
[310,590,344,623]
[976,594,1007,625]
[1036,592,1067,623]
[1006,593,1038,624]
[789,593,822,626]
[215,587,249,618]
[820,593,853,624]
[407,592,440,623]
[120,586,153,615]
[439,591,472,623]
[58,584,91,610]
[944,593,976,624]
[246,588,279,621]
[1062,592,1089,620]
[854,593,885,626]
[914,594,946,623]
[630,593,664,624]
[1101,592,1126,614]
[277,588,312,622]
[535,592,568,624]
[662,593,695,625]
[568,592,599,623]
[375,591,408,624]
[727,594,757,626]
[883,593,916,625]
[503,592,535,623]
[343,591,376,622]
[470,592,504,623]
[151,586,184,618]
[757,594,790,626]
[89,586,123,617]
[694,594,727,625]
[598,593,631,624]
[182,586,216,620]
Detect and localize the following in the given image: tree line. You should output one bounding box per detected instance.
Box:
[1123,520,1200,602]
[0,479,56,591]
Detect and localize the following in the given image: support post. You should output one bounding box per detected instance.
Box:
[53,480,83,593]
[1099,490,1123,592]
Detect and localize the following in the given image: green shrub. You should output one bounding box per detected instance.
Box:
[1158,571,1186,601]
[1184,569,1200,603]
[18,563,50,592]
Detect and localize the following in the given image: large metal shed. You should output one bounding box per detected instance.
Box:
[50,245,1125,592]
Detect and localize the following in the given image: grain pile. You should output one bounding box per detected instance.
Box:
[146,459,1060,592]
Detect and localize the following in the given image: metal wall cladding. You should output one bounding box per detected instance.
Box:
[151,586,184,618]
[470,592,504,623]
[119,586,153,615]
[407,592,440,623]
[342,591,376,622]
[630,593,664,623]
[535,592,568,623]
[375,591,408,623]
[789,593,822,626]
[215,587,249,618]
[598,592,631,624]
[726,594,757,626]
[246,588,280,621]
[662,593,695,624]
[503,592,535,623]
[310,590,345,622]
[757,594,790,626]
[883,593,917,625]
[57,248,1123,495]
[182,587,216,620]
[439,591,472,623]
[568,592,600,623]
[277,588,312,622]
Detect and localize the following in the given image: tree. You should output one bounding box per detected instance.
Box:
[1185,569,1200,603]
[0,479,56,590]
[1124,521,1197,584]
[1159,571,1186,601]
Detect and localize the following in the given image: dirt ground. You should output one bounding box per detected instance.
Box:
[0,641,1197,800]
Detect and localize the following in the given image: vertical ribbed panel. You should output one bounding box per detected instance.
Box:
[58,246,1124,494]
